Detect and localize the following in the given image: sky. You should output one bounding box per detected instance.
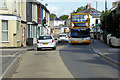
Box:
[38,0,117,17]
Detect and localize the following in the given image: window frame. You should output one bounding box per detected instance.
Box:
[0,0,7,8]
[1,20,9,42]
[17,22,20,41]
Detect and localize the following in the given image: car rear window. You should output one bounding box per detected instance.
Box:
[59,35,67,37]
[39,36,52,40]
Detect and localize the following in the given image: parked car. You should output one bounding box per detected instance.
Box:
[107,34,120,47]
[58,34,69,43]
[37,35,56,50]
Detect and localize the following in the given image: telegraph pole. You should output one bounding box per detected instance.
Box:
[105,0,107,31]
[96,1,98,39]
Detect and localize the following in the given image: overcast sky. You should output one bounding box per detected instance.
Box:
[38,0,116,17]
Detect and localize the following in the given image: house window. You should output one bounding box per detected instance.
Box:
[17,22,20,41]
[0,0,6,7]
[2,20,8,42]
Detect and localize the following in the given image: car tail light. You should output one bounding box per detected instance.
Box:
[58,37,60,39]
[52,40,54,43]
[37,38,39,43]
[65,37,68,38]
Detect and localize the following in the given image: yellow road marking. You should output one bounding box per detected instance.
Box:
[103,53,112,54]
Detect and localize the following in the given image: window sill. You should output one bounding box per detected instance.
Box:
[0,7,8,10]
[1,41,9,43]
[17,40,20,42]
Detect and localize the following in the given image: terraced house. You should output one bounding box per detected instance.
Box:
[0,0,26,47]
[0,0,50,47]
[26,0,50,45]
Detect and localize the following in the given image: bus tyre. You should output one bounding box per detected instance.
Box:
[71,43,74,45]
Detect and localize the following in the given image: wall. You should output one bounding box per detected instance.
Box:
[50,21,54,28]
[0,1,20,16]
[41,7,43,23]
[89,15,101,32]
[32,3,37,22]
[26,2,32,22]
[54,21,65,27]
[37,5,41,23]
[0,20,21,47]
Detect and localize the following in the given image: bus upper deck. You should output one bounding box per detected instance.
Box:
[70,13,90,44]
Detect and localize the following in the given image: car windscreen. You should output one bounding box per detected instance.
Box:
[59,35,67,37]
[71,28,90,38]
[39,36,52,40]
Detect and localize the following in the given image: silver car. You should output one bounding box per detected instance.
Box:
[37,35,56,50]
[58,34,69,43]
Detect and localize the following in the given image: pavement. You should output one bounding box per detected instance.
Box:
[91,39,120,68]
[10,45,73,78]
[0,45,37,79]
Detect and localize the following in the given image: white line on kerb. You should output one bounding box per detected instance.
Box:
[0,54,22,79]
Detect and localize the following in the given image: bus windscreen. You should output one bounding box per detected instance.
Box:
[72,15,88,22]
[71,28,90,38]
[73,23,88,27]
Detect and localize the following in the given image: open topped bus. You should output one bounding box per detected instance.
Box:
[70,13,90,44]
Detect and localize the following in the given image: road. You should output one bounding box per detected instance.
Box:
[1,42,119,79]
[60,42,118,79]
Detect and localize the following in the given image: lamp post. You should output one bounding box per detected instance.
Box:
[105,0,107,31]
[95,1,98,39]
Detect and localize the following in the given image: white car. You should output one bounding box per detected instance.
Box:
[58,34,69,43]
[37,35,56,50]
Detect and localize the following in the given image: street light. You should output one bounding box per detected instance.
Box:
[105,0,107,31]
[95,1,98,39]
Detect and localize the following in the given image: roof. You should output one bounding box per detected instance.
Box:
[79,8,91,13]
[78,4,102,18]
[111,3,120,11]
[27,0,50,14]
[50,17,63,21]
[62,25,68,27]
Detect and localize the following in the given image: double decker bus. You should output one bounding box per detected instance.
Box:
[70,13,90,44]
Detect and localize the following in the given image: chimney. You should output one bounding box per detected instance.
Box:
[86,4,91,9]
[54,16,56,21]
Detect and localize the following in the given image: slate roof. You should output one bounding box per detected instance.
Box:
[78,4,102,18]
[50,17,63,21]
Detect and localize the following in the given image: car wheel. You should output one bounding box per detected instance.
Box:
[37,48,42,51]
[109,39,112,47]
[52,47,56,50]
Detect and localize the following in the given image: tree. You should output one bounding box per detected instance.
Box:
[71,6,86,14]
[50,14,57,19]
[76,6,86,13]
[100,10,111,31]
[100,10,120,38]
[59,15,69,20]
[71,10,76,14]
